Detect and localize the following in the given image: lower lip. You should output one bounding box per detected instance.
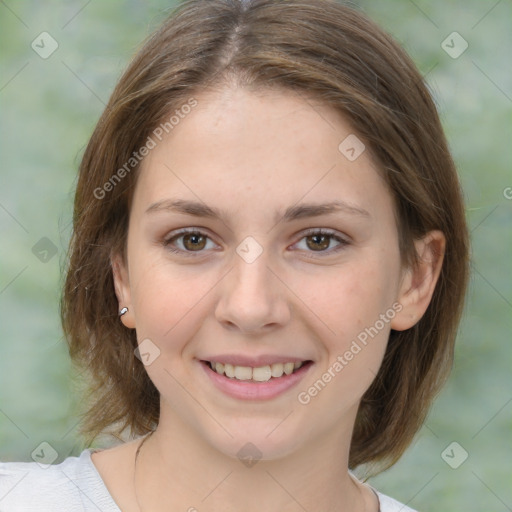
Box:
[199,360,313,401]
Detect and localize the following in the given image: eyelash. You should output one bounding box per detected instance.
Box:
[162,227,350,259]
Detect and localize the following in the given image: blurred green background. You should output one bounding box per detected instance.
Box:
[0,1,510,510]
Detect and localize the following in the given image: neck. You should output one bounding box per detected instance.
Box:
[134,405,370,512]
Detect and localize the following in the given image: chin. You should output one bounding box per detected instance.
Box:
[201,420,307,463]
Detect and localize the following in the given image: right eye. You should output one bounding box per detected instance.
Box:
[163,228,217,256]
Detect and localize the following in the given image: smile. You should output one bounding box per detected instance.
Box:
[199,359,314,400]
[206,360,305,381]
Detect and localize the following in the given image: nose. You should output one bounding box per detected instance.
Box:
[215,248,291,334]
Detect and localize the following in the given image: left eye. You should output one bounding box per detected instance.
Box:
[293,229,349,256]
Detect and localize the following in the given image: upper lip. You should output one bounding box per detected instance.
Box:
[199,354,312,367]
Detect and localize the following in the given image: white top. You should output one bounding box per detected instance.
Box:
[0,450,418,511]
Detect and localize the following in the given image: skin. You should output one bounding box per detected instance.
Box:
[93,86,445,512]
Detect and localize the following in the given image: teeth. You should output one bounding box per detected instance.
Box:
[224,363,235,378]
[209,361,304,381]
[283,362,294,375]
[252,365,272,382]
[234,366,252,380]
[271,363,284,377]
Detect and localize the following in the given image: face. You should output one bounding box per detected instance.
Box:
[113,86,438,462]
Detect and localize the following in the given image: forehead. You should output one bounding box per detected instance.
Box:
[131,86,393,225]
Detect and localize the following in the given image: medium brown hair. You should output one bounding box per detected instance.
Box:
[61,0,469,473]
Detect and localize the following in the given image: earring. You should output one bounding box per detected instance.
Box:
[119,307,129,317]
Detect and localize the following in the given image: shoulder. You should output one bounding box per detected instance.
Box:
[375,489,418,512]
[0,450,120,512]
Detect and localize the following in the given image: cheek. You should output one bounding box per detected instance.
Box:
[294,256,399,340]
[293,306,387,415]
[129,261,215,396]
[292,254,400,394]
[129,256,213,345]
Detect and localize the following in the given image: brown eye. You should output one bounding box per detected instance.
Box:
[163,229,215,256]
[294,229,350,258]
[182,232,207,251]
[305,234,331,251]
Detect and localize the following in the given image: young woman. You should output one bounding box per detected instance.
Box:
[0,1,469,510]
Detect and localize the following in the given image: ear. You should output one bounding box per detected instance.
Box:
[111,250,136,329]
[391,230,445,331]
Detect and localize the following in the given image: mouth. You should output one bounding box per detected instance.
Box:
[201,360,313,382]
[198,358,314,400]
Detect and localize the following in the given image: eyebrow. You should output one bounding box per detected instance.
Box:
[145,198,371,223]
